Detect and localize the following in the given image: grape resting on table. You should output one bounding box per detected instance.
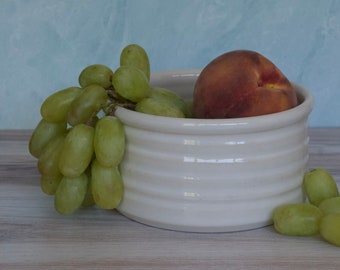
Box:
[28,44,340,247]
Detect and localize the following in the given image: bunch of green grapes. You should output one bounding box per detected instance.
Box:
[28,44,190,215]
[111,44,192,118]
[272,168,340,247]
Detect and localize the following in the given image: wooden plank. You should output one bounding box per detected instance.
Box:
[1,128,340,269]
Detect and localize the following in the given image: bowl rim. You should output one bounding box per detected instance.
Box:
[115,70,314,135]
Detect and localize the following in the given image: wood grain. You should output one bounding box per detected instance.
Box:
[1,128,340,270]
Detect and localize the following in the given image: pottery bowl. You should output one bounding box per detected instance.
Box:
[115,70,314,233]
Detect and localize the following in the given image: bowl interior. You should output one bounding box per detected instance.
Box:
[115,70,314,135]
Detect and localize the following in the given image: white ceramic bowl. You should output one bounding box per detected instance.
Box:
[115,70,314,233]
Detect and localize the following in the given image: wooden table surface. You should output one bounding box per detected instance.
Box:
[1,128,340,270]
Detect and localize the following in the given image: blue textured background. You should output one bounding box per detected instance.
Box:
[1,0,340,128]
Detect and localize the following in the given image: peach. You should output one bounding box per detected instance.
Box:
[193,50,298,119]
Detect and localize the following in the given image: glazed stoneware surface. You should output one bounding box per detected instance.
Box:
[115,70,314,232]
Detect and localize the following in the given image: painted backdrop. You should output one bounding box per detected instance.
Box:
[1,0,340,128]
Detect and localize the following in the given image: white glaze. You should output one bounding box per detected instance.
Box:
[116,70,314,232]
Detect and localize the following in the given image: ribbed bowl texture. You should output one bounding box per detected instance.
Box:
[115,70,314,233]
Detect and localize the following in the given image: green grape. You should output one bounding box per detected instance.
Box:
[81,166,95,207]
[54,173,88,215]
[59,124,94,178]
[67,84,107,126]
[150,86,191,117]
[112,66,150,103]
[272,203,323,236]
[78,64,113,89]
[37,134,65,176]
[94,116,125,167]
[319,197,340,215]
[29,119,66,158]
[40,87,82,123]
[120,44,150,81]
[91,159,123,209]
[303,168,339,206]
[320,214,340,247]
[81,180,95,207]
[40,173,62,195]
[135,97,185,118]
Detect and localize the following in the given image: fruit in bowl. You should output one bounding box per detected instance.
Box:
[29,43,315,234]
[193,50,298,119]
[115,70,313,233]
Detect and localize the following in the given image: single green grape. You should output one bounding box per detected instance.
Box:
[320,214,340,247]
[40,87,82,123]
[135,97,185,118]
[54,173,88,215]
[78,64,114,89]
[81,181,95,207]
[272,203,323,236]
[67,84,107,126]
[94,116,125,167]
[112,65,150,103]
[37,134,65,176]
[59,124,94,178]
[150,86,191,117]
[120,44,150,81]
[319,197,340,215]
[40,173,62,195]
[80,166,95,207]
[303,168,339,206]
[91,159,123,209]
[29,119,66,158]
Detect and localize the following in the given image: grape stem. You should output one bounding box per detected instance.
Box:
[104,88,136,116]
